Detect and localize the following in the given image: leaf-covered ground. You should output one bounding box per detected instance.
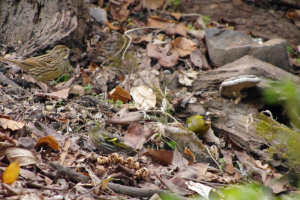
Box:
[0,0,300,199]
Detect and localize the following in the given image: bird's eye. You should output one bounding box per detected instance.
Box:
[64,49,67,51]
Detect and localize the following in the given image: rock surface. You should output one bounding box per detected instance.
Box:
[89,7,107,23]
[180,0,300,48]
[206,28,291,72]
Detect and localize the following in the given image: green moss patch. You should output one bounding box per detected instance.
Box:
[256,114,300,169]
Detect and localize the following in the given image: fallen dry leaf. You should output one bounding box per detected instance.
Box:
[0,116,25,131]
[170,13,181,21]
[130,85,156,110]
[147,17,188,37]
[186,181,211,199]
[110,0,134,23]
[170,37,197,57]
[70,85,85,96]
[108,85,132,103]
[142,0,164,10]
[3,147,39,166]
[36,135,60,151]
[188,29,206,40]
[155,171,191,196]
[1,161,20,185]
[143,149,174,166]
[190,49,210,70]
[172,148,189,167]
[177,71,199,86]
[147,43,179,67]
[106,107,143,125]
[183,147,195,164]
[220,150,237,175]
[34,88,70,100]
[124,122,154,149]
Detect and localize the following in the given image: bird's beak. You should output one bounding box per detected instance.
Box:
[205,118,211,124]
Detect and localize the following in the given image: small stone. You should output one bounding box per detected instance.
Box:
[89,7,107,23]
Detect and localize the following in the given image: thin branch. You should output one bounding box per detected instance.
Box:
[205,145,224,173]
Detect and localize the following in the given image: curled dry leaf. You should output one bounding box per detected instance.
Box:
[170,37,197,57]
[3,147,39,166]
[0,116,25,131]
[185,181,212,200]
[190,49,210,70]
[36,135,60,151]
[108,85,132,103]
[202,128,220,145]
[110,0,134,23]
[130,85,156,110]
[34,88,70,100]
[101,175,111,190]
[183,147,195,164]
[106,107,143,125]
[147,43,178,67]
[147,17,188,37]
[36,121,66,147]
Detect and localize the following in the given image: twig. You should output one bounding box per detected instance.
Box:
[74,170,110,198]
[205,145,224,173]
[122,27,158,61]
[100,36,127,68]
[146,109,180,124]
[49,162,91,183]
[80,96,120,113]
[182,177,227,187]
[178,58,192,69]
[107,182,189,199]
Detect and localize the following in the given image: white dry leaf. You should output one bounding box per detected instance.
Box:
[178,73,193,86]
[130,85,156,110]
[185,181,212,200]
[178,72,198,86]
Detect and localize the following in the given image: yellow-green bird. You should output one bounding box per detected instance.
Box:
[86,121,136,154]
[186,115,211,136]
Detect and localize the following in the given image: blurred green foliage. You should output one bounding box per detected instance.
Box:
[264,79,300,128]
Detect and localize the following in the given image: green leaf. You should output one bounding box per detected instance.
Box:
[165,141,177,150]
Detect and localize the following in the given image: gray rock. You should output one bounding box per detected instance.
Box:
[205,28,291,72]
[89,7,107,23]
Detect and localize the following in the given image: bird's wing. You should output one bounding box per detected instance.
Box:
[103,135,129,149]
[22,57,48,68]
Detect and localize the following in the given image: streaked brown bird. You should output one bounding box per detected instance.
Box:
[0,45,70,81]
